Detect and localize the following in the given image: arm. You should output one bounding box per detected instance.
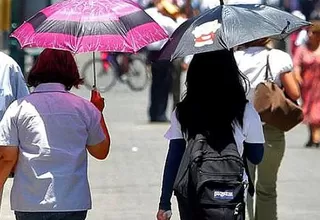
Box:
[293,66,303,85]
[244,103,265,162]
[86,115,110,160]
[292,46,304,85]
[86,90,111,160]
[270,49,301,101]
[0,147,18,188]
[243,142,264,165]
[157,139,186,220]
[280,71,301,101]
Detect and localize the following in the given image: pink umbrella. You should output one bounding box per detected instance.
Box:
[11,0,167,53]
[10,0,168,86]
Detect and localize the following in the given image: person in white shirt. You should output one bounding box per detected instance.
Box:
[145,0,179,122]
[0,51,29,212]
[156,50,265,220]
[145,0,179,52]
[234,38,300,220]
[0,49,110,220]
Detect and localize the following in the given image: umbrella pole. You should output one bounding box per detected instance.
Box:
[220,0,224,5]
[92,52,97,89]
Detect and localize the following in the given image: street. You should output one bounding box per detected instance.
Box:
[1,53,320,220]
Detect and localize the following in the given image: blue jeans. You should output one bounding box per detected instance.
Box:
[15,211,87,220]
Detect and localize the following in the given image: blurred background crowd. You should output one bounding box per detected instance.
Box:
[1,0,320,124]
[1,0,320,71]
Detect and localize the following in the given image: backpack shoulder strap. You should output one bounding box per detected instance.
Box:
[228,131,255,196]
[173,134,207,198]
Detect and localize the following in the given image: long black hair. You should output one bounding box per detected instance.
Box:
[176,49,249,144]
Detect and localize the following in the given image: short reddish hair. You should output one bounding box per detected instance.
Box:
[28,49,83,90]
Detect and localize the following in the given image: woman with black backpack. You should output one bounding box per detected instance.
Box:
[156,50,265,220]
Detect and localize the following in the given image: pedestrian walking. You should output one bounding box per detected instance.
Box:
[156,50,265,220]
[0,48,110,220]
[0,51,29,211]
[293,10,320,147]
[234,38,300,220]
[145,0,179,122]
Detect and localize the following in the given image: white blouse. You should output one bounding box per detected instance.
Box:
[164,102,265,157]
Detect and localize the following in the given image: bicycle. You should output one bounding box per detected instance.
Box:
[81,50,151,92]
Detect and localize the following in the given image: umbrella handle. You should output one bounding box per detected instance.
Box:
[92,52,97,89]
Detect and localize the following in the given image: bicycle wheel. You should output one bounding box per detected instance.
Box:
[81,58,117,92]
[126,55,151,91]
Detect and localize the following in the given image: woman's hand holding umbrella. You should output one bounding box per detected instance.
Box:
[91,89,105,112]
[90,89,110,143]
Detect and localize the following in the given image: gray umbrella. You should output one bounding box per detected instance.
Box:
[158,3,311,60]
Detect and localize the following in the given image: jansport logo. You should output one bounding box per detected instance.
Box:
[214,190,234,200]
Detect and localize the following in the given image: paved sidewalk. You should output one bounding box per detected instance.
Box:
[1,55,320,219]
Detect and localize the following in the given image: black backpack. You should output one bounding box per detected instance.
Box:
[173,133,253,220]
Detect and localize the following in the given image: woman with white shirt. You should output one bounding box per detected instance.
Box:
[234,38,300,220]
[156,50,265,220]
[0,49,110,220]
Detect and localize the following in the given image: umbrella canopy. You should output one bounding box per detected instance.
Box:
[158,4,311,60]
[10,0,168,53]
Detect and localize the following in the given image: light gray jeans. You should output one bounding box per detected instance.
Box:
[246,124,285,220]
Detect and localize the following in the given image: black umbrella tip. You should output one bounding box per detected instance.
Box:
[220,0,224,5]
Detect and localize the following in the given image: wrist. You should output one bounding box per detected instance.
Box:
[159,203,171,211]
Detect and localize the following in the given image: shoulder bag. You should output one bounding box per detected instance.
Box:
[253,53,304,132]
